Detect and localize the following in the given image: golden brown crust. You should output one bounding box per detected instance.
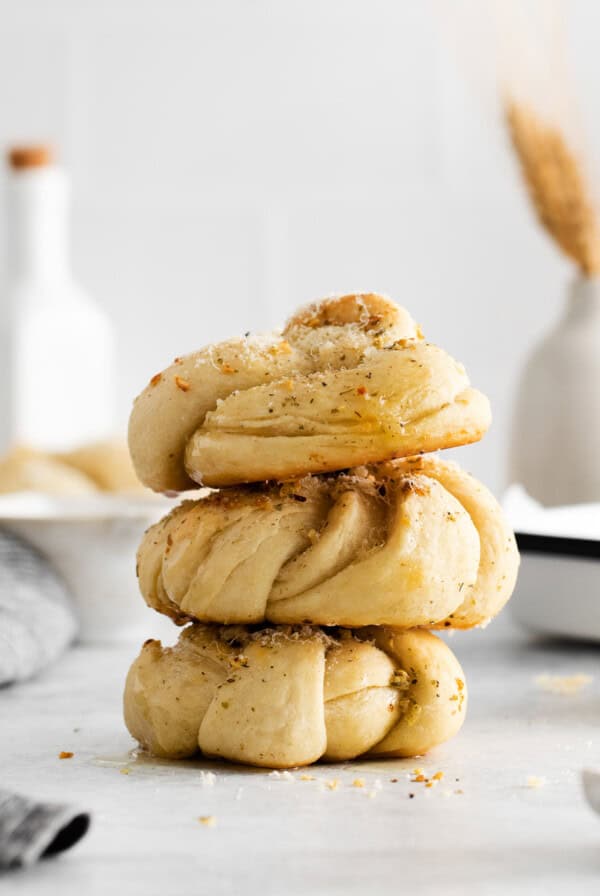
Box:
[284,292,412,331]
[123,624,466,767]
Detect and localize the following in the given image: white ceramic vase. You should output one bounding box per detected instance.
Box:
[510,275,600,505]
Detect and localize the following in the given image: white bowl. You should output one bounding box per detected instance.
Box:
[0,492,175,644]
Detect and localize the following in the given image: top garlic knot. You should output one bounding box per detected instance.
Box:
[128,293,491,491]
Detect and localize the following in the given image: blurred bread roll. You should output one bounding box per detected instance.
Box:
[55,440,144,493]
[0,440,144,496]
[0,447,97,496]
[123,624,467,768]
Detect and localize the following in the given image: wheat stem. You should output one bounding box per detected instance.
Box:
[505,99,600,275]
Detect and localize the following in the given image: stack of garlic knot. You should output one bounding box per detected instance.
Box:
[124,293,518,768]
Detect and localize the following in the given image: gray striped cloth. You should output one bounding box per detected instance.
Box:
[0,789,90,869]
[0,526,77,685]
[0,531,88,868]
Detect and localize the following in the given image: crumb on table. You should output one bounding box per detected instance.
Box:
[534,674,592,696]
[526,776,546,789]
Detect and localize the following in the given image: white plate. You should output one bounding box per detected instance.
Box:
[0,492,175,644]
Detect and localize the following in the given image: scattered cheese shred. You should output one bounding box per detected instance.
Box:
[198,815,216,827]
[526,776,546,789]
[200,771,216,788]
[269,770,295,781]
[535,674,592,696]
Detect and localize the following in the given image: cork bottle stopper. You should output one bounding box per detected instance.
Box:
[7,145,53,170]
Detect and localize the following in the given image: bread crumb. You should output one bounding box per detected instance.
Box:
[432,771,444,781]
[269,340,292,355]
[526,776,545,789]
[58,751,73,759]
[119,767,130,775]
[198,816,216,827]
[535,674,592,695]
[352,778,365,788]
[300,774,315,781]
[326,779,340,791]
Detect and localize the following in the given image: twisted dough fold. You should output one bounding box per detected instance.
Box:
[123,624,467,768]
[388,456,519,628]
[137,457,517,629]
[129,293,491,490]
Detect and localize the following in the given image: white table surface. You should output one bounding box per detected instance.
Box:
[2,615,600,896]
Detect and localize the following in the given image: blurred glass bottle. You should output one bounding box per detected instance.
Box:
[0,146,115,452]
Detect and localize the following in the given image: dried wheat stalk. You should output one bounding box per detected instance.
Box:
[505,98,600,275]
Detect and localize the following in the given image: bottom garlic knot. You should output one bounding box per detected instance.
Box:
[124,624,467,768]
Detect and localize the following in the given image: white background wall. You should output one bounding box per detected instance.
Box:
[1,0,599,494]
